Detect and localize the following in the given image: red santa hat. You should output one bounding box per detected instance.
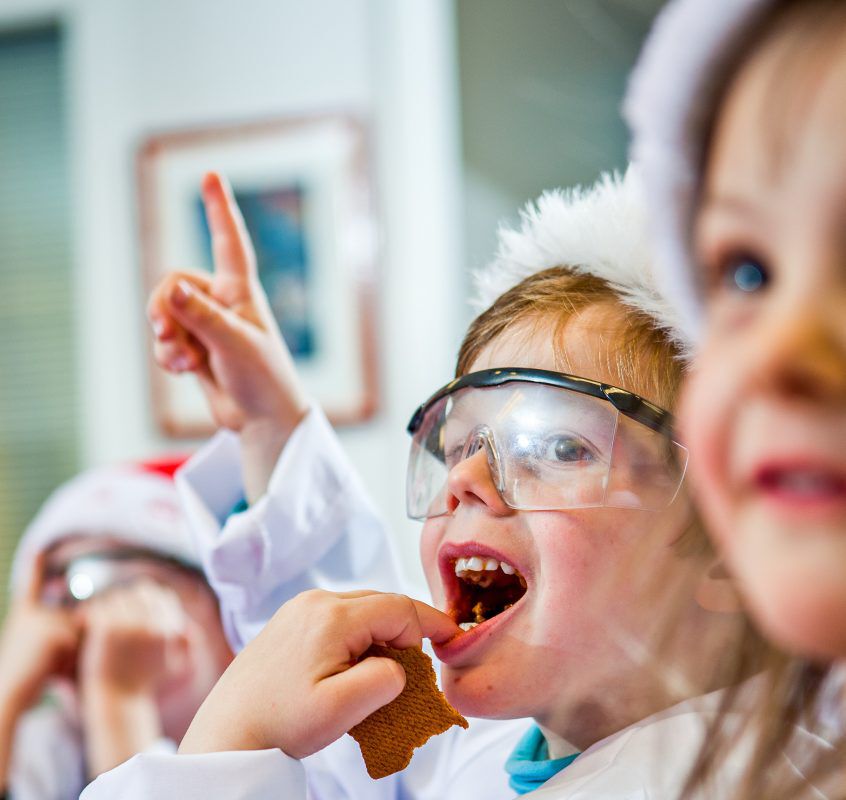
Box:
[11,456,198,595]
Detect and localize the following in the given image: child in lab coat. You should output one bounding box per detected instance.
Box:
[623,0,846,794]
[81,167,826,800]
[0,459,234,799]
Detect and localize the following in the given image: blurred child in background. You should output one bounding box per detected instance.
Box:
[0,459,233,799]
[626,0,846,794]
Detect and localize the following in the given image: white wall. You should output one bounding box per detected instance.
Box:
[0,0,467,582]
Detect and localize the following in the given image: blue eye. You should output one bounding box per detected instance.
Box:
[544,435,595,466]
[725,257,768,293]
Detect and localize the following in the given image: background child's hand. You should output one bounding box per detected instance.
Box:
[77,580,191,777]
[77,579,189,698]
[179,589,460,760]
[0,553,80,717]
[147,172,309,502]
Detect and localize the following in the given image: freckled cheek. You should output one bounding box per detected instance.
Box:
[533,515,655,633]
[530,524,598,631]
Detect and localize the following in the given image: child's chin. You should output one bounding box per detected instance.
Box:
[441,665,522,720]
[748,558,846,660]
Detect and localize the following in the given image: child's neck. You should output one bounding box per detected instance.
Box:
[536,723,579,760]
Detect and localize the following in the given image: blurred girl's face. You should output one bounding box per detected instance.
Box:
[683,21,846,659]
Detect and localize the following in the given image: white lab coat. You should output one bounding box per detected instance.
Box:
[8,681,176,800]
[8,405,422,800]
[82,684,838,799]
[172,407,410,651]
[80,408,836,799]
[84,682,838,799]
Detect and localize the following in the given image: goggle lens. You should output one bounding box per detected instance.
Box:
[407,381,687,519]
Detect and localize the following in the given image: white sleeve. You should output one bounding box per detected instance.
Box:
[80,750,305,800]
[78,743,400,800]
[176,405,405,651]
[79,720,525,800]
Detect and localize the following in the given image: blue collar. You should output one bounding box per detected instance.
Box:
[505,725,580,795]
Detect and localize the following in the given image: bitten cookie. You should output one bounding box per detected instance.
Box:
[348,644,469,779]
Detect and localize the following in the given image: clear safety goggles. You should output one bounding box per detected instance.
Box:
[406,368,688,520]
[40,547,201,608]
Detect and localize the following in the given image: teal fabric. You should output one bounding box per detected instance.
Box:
[229,498,249,517]
[505,725,580,795]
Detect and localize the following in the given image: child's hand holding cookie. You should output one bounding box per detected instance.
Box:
[178,590,460,763]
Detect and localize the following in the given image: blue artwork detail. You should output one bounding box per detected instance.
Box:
[196,184,315,359]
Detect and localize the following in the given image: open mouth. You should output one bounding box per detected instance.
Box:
[449,554,527,631]
[758,467,846,494]
[755,464,846,508]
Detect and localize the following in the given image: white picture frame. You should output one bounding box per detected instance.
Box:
[137,115,379,437]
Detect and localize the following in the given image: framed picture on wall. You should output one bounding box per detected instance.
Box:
[138,115,379,437]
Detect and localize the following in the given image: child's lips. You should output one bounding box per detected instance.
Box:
[433,599,523,664]
[435,541,530,664]
[749,459,846,518]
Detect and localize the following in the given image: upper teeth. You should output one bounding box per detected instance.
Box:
[454,556,518,577]
[778,472,837,491]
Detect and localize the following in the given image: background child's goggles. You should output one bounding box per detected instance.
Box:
[40,548,202,607]
[406,368,688,520]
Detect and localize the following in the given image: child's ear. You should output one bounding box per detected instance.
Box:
[695,560,744,614]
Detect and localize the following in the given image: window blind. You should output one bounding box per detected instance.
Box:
[0,26,78,615]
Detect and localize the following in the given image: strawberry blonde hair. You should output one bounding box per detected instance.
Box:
[457,268,681,408]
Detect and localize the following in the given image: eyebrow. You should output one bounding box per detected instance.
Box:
[699,192,760,217]
[697,191,767,226]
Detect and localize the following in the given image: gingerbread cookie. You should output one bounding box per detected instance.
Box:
[348,645,468,779]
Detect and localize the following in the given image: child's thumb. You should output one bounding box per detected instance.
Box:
[166,279,244,352]
[305,657,406,753]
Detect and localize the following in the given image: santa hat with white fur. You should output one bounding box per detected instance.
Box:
[10,457,199,595]
[623,0,774,347]
[472,165,695,361]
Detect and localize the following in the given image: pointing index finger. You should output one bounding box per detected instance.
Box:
[201,172,257,303]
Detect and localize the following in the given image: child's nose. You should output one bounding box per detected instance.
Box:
[753,290,846,403]
[445,449,512,516]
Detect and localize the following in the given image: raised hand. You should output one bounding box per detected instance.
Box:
[0,552,80,715]
[0,553,81,788]
[147,173,310,501]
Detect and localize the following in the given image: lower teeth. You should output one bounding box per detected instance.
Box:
[459,622,479,631]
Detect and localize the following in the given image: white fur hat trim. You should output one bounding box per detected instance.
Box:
[623,0,773,348]
[472,165,694,359]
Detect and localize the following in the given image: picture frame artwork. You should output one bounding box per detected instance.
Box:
[138,115,379,437]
